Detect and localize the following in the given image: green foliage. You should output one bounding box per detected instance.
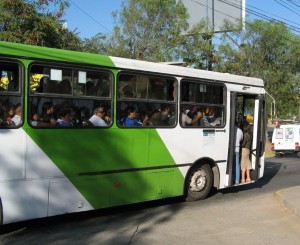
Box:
[110,0,188,61]
[82,0,211,65]
[215,20,300,119]
[0,0,82,50]
[1,0,299,118]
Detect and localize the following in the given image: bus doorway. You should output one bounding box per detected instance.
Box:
[228,93,266,186]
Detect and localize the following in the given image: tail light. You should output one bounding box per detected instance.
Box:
[271,143,275,151]
[296,142,299,151]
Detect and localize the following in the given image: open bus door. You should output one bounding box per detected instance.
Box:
[228,93,266,185]
[251,95,266,180]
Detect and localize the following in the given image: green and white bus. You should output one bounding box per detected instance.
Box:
[0,41,267,224]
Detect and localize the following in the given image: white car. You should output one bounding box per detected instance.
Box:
[272,124,300,158]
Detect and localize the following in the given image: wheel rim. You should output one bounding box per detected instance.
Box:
[189,169,207,192]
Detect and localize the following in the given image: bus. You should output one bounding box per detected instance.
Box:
[0,41,267,224]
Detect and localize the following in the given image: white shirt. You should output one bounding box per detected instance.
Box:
[234,126,243,152]
[11,114,21,126]
[89,115,107,126]
[181,112,192,126]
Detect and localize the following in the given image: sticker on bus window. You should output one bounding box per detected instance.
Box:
[50,69,62,81]
[78,71,87,84]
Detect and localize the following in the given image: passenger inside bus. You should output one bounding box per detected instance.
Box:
[181,105,203,126]
[124,106,149,127]
[89,106,110,126]
[40,102,56,126]
[11,103,22,126]
[56,107,73,127]
[150,104,171,126]
[2,103,14,126]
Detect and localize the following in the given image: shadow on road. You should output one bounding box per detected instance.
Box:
[217,157,283,195]
[1,155,298,239]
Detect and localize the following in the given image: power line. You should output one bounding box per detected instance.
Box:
[285,0,300,9]
[274,0,300,17]
[216,0,300,33]
[244,0,300,27]
[69,0,112,34]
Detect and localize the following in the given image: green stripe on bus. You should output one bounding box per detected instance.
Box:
[26,128,184,207]
[0,41,115,68]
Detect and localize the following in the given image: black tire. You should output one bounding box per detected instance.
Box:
[275,152,282,158]
[297,152,300,159]
[184,163,213,202]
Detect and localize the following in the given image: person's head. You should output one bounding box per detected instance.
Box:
[206,107,215,117]
[14,103,21,116]
[161,104,170,114]
[4,103,14,116]
[192,105,199,112]
[94,106,105,118]
[127,106,138,119]
[42,102,54,115]
[59,108,72,122]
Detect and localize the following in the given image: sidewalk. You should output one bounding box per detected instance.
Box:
[275,186,300,219]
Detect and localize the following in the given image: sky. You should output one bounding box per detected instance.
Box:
[63,0,300,39]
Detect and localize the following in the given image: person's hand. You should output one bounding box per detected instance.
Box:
[50,118,56,125]
[196,111,202,119]
[32,113,39,121]
[143,115,149,122]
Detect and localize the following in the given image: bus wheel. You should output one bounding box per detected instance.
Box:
[185,164,212,202]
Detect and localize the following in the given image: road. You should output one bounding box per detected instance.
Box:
[1,154,300,245]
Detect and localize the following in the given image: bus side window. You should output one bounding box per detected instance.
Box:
[180,80,225,128]
[0,62,22,128]
[117,73,177,128]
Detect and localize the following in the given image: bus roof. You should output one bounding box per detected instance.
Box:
[0,41,264,87]
[110,56,264,87]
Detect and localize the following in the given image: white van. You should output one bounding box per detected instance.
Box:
[272,124,300,158]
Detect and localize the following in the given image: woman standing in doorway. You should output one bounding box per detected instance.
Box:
[241,124,253,183]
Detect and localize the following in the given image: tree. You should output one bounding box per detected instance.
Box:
[215,19,300,118]
[82,0,213,67]
[0,0,82,50]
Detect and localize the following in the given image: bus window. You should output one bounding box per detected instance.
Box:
[117,73,177,127]
[180,80,225,127]
[28,64,113,128]
[0,61,22,128]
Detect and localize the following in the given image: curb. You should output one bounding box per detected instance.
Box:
[274,186,300,219]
